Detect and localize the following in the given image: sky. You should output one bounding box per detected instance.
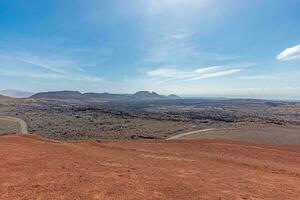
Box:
[0,0,300,99]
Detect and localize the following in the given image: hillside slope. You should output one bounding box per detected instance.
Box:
[0,94,12,100]
[0,94,14,103]
[0,134,299,199]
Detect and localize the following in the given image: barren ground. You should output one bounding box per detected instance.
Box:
[1,98,300,140]
[1,134,299,200]
[180,123,300,146]
[0,119,20,134]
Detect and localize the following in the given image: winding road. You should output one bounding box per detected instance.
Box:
[167,128,216,140]
[0,116,28,134]
[0,115,215,139]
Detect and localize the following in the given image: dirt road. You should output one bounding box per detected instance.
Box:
[1,134,299,199]
[0,116,28,134]
[167,128,216,140]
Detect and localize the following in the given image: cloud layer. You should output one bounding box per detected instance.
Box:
[277,44,300,61]
[0,53,102,83]
[146,66,242,82]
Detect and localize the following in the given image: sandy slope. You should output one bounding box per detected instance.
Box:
[0,134,299,200]
[180,123,300,146]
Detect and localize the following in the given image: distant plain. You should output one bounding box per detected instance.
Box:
[0,91,299,145]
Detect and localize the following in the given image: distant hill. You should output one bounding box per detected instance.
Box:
[132,91,166,99]
[31,90,180,101]
[0,94,12,99]
[31,91,83,100]
[0,94,14,102]
[168,94,180,99]
[83,92,130,101]
[0,89,34,98]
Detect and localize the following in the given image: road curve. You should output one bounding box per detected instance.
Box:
[167,128,216,140]
[0,116,28,134]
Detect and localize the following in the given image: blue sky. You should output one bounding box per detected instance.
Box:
[0,0,300,99]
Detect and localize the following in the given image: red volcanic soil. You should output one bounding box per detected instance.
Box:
[0,134,300,200]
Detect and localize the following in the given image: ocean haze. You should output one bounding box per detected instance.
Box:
[0,89,34,98]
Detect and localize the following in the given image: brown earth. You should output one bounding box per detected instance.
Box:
[0,134,300,200]
[180,123,300,146]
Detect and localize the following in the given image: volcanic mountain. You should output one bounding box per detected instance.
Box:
[31,90,178,101]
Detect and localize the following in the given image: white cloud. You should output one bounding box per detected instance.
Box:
[187,69,242,81]
[145,42,237,64]
[239,71,300,80]
[147,68,180,77]
[166,34,187,39]
[0,68,64,80]
[277,44,300,61]
[164,30,193,40]
[146,65,242,82]
[0,68,102,83]
[144,0,210,15]
[224,87,272,92]
[0,53,102,83]
[194,66,220,74]
[21,56,85,73]
[144,32,239,64]
[239,75,276,80]
[199,52,240,61]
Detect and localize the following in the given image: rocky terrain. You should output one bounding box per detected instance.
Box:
[0,91,299,142]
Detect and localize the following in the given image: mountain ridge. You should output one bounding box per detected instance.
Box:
[30,90,180,101]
